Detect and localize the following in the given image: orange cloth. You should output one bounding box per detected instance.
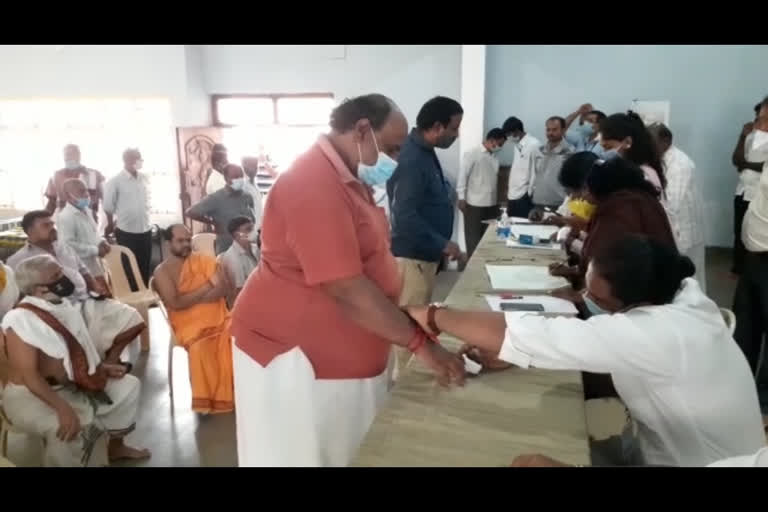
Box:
[169,252,234,414]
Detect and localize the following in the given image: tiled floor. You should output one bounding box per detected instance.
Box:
[1,248,757,466]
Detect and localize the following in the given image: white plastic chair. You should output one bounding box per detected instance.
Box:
[149,277,182,408]
[192,233,216,258]
[101,245,159,352]
[720,308,737,335]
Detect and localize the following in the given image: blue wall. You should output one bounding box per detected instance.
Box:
[485,45,768,247]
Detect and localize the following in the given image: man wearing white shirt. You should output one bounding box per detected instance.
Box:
[502,117,540,218]
[733,106,768,421]
[407,235,765,466]
[731,100,767,275]
[56,179,111,284]
[649,123,707,292]
[205,143,228,196]
[457,128,507,258]
[103,148,152,291]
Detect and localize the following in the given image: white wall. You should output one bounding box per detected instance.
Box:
[201,44,463,180]
[0,45,209,126]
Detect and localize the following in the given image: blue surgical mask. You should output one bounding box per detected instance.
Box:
[581,121,594,137]
[583,292,610,317]
[74,197,91,210]
[602,148,622,161]
[230,178,245,192]
[357,129,398,187]
[65,160,80,170]
[490,145,502,154]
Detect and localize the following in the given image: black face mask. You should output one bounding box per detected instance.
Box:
[45,275,75,298]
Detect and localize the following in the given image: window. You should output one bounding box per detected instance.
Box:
[0,98,178,226]
[212,94,335,173]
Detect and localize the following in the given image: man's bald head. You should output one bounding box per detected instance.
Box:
[163,223,192,259]
[327,93,409,171]
[62,178,89,208]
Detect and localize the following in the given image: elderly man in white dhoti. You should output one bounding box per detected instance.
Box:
[1,255,150,466]
[7,210,145,367]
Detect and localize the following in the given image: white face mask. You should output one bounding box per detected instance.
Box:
[134,160,144,171]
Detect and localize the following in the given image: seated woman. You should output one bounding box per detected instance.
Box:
[406,235,766,467]
[544,151,600,230]
[542,152,600,276]
[551,157,676,290]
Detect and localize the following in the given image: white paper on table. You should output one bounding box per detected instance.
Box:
[509,216,532,224]
[505,238,561,251]
[483,294,578,316]
[510,224,559,240]
[482,216,532,225]
[485,265,570,291]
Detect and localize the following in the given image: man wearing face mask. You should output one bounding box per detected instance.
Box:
[45,144,105,223]
[387,96,466,307]
[56,179,112,286]
[457,128,507,259]
[103,148,153,291]
[1,254,150,466]
[205,143,229,196]
[733,100,768,426]
[230,94,466,467]
[218,215,259,305]
[186,164,255,255]
[7,211,145,367]
[502,116,541,219]
[564,104,607,158]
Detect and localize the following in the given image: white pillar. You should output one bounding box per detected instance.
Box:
[455,45,486,253]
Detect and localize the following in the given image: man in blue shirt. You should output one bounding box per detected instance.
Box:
[564,103,607,158]
[387,96,465,307]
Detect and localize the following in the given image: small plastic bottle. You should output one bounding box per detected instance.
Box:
[496,206,510,240]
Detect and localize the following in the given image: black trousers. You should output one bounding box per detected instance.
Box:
[507,194,533,219]
[115,228,152,292]
[733,251,768,375]
[464,204,499,259]
[733,195,750,275]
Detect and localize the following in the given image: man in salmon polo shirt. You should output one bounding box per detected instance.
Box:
[231,93,466,467]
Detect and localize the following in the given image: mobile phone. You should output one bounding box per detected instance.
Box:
[500,302,545,312]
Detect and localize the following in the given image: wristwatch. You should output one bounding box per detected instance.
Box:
[427,302,446,335]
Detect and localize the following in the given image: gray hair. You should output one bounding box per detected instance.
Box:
[62,178,86,196]
[14,255,60,295]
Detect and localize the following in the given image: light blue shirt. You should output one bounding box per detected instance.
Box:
[565,126,606,158]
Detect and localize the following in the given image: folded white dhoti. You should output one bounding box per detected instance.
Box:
[233,343,389,467]
[2,376,141,467]
[80,298,143,364]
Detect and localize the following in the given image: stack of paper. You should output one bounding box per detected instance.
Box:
[483,294,578,317]
[509,224,559,241]
[506,239,561,250]
[485,264,569,292]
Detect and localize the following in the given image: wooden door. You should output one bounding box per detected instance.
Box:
[176,127,223,234]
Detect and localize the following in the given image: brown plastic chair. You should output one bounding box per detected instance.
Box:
[101,245,159,351]
[191,233,216,258]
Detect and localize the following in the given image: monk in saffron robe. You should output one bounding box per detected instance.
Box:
[152,224,234,414]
